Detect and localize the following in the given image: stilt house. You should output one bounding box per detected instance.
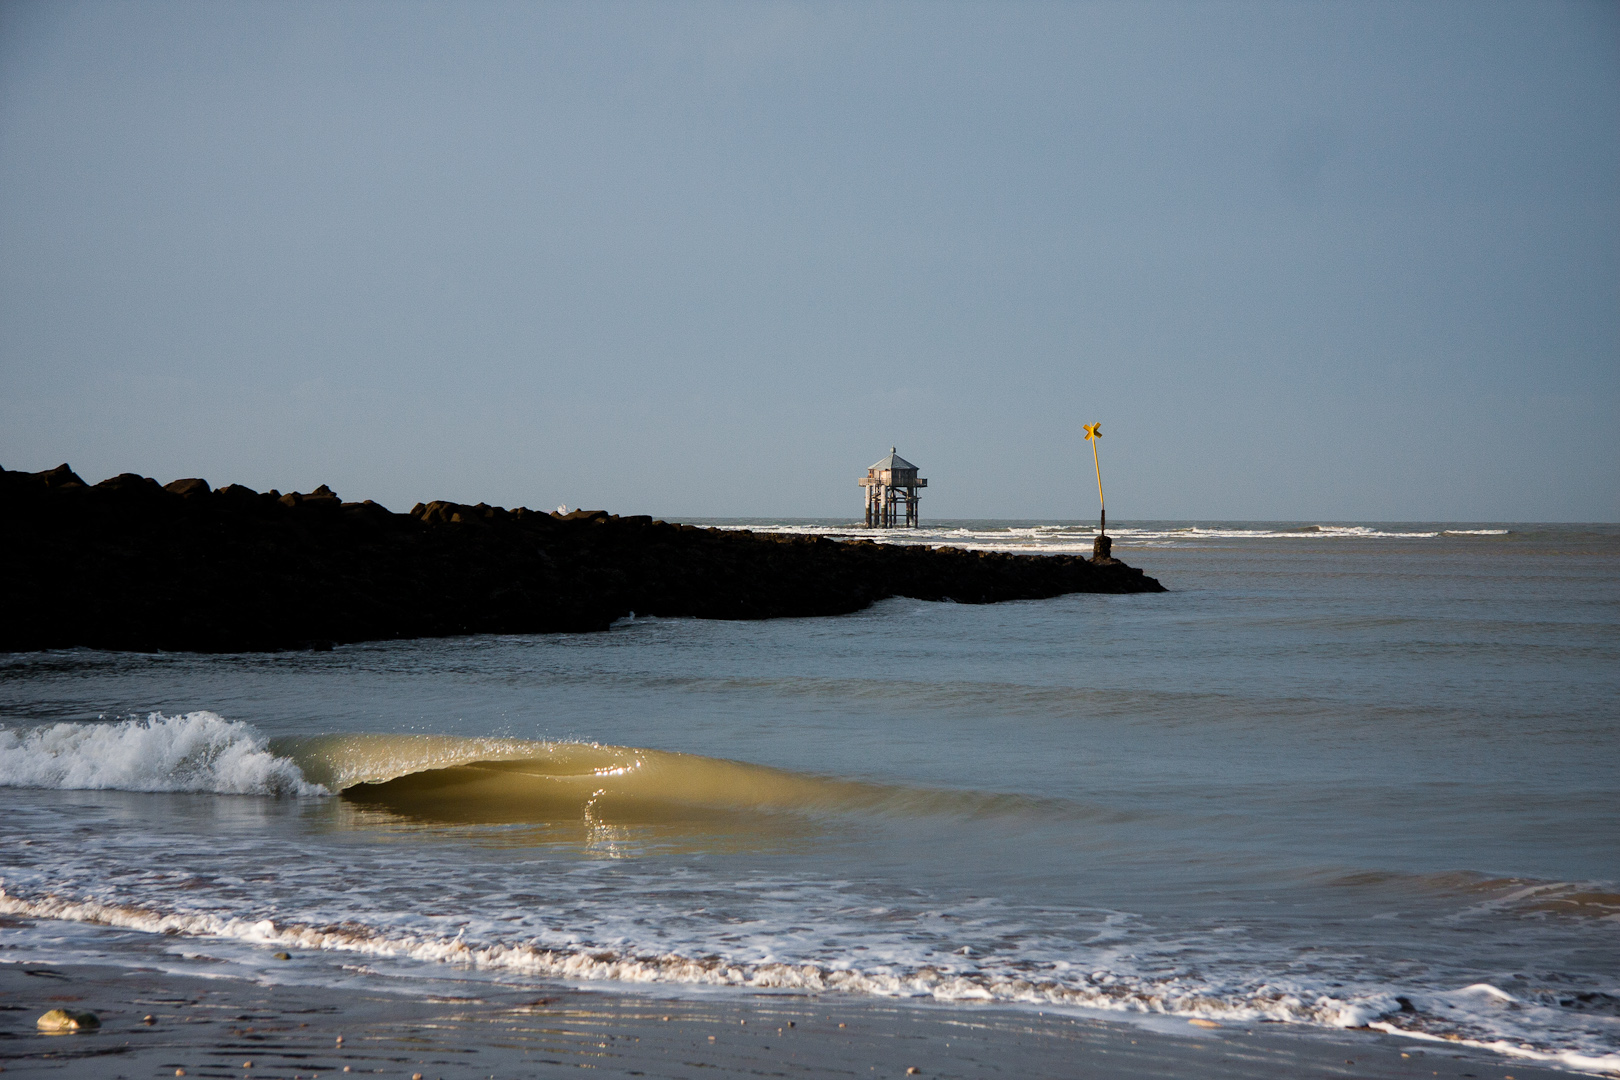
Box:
[859,448,927,528]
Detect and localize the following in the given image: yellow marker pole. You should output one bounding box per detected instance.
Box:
[1083,423,1105,535]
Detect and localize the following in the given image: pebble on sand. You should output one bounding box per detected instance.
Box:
[36,1008,99,1032]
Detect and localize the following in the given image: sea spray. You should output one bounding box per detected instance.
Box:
[0,712,323,796]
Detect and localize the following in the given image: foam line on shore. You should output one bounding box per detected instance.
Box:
[4,962,1586,1080]
[3,885,1616,1076]
[0,886,1398,1020]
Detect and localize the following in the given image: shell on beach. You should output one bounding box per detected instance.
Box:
[37,1008,99,1032]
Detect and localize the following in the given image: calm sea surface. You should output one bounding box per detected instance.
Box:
[2,521,1616,1071]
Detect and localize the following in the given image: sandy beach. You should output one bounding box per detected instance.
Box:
[0,961,1578,1080]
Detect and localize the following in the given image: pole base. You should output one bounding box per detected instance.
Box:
[1092,534,1113,561]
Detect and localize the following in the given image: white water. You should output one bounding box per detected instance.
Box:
[9,883,1612,1077]
[702,518,1517,554]
[0,712,322,796]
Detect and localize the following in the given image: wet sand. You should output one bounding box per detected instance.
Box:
[0,962,1580,1079]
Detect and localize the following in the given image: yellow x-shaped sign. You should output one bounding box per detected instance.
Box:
[1083,423,1102,441]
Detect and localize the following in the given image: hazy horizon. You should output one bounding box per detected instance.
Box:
[3,1,1616,522]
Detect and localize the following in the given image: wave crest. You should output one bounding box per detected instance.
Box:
[267,733,1086,826]
[0,722,1084,825]
[0,713,323,796]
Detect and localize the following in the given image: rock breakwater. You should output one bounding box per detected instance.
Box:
[2,464,1164,653]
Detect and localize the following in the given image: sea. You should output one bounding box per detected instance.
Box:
[2,521,1617,1073]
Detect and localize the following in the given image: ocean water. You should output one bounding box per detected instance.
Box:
[2,521,1617,1073]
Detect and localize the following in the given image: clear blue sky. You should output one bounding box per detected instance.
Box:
[2,1,1615,521]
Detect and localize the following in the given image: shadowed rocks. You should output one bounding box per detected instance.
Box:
[1,464,1165,653]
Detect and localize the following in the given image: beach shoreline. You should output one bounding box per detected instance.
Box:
[0,960,1584,1079]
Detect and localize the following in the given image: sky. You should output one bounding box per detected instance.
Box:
[1,1,1615,521]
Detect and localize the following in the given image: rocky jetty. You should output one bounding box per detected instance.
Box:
[1,464,1165,653]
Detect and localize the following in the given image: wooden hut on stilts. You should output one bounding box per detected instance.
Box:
[859,448,927,528]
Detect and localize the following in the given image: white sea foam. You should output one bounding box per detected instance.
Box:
[4,884,1615,1074]
[1370,983,1620,1075]
[0,713,324,796]
[703,521,1507,553]
[0,888,1449,1025]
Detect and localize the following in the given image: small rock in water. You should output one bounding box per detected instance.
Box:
[36,1008,99,1032]
[1187,1018,1220,1029]
[143,1014,157,1025]
[175,1071,186,1077]
[273,952,292,961]
[907,1069,922,1075]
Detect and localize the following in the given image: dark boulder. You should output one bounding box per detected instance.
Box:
[164,477,212,498]
[38,464,86,489]
[97,473,164,495]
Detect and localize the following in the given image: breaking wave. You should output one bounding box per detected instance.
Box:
[6,717,1616,1072]
[280,732,1087,825]
[0,716,1082,825]
[0,713,321,796]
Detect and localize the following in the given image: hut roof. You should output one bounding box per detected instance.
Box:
[870,448,918,472]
